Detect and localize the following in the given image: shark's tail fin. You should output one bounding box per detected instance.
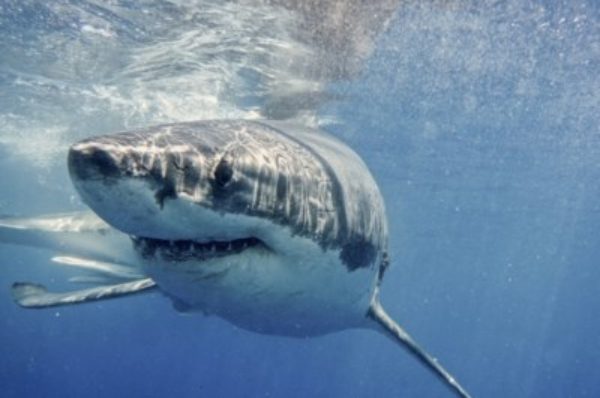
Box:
[52,255,144,283]
[368,298,472,398]
[0,211,133,264]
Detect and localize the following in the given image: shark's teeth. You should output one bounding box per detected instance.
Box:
[131,236,264,261]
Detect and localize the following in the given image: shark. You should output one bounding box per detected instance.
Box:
[0,119,471,397]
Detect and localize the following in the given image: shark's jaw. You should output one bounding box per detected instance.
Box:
[66,120,385,336]
[136,230,374,336]
[132,235,265,262]
[132,203,376,336]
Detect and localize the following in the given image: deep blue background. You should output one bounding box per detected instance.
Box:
[1,1,599,397]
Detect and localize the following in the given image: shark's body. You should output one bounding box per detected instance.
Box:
[2,120,471,397]
[68,119,386,336]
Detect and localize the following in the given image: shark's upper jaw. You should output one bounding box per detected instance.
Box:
[68,136,269,263]
[67,120,388,273]
[68,125,226,240]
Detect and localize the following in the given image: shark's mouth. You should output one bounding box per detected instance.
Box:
[131,236,268,262]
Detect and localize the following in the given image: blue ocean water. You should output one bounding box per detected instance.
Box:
[0,1,599,397]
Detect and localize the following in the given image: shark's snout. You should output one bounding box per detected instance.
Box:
[68,143,122,182]
[65,126,237,241]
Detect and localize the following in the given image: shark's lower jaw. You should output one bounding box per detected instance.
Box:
[134,231,374,337]
[131,236,268,262]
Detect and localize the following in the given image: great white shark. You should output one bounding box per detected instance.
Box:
[0,120,471,397]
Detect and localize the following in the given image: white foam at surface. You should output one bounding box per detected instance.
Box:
[0,1,322,170]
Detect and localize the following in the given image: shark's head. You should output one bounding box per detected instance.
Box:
[68,120,388,335]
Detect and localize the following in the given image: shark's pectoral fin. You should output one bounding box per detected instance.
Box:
[11,278,157,309]
[367,299,472,398]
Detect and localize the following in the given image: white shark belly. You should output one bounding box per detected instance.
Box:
[142,234,375,337]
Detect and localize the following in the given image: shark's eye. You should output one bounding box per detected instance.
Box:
[214,158,233,187]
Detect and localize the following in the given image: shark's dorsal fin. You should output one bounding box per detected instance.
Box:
[11,278,156,309]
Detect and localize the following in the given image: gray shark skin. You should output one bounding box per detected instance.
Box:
[1,120,471,397]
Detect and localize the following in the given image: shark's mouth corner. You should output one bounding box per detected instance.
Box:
[131,236,269,262]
